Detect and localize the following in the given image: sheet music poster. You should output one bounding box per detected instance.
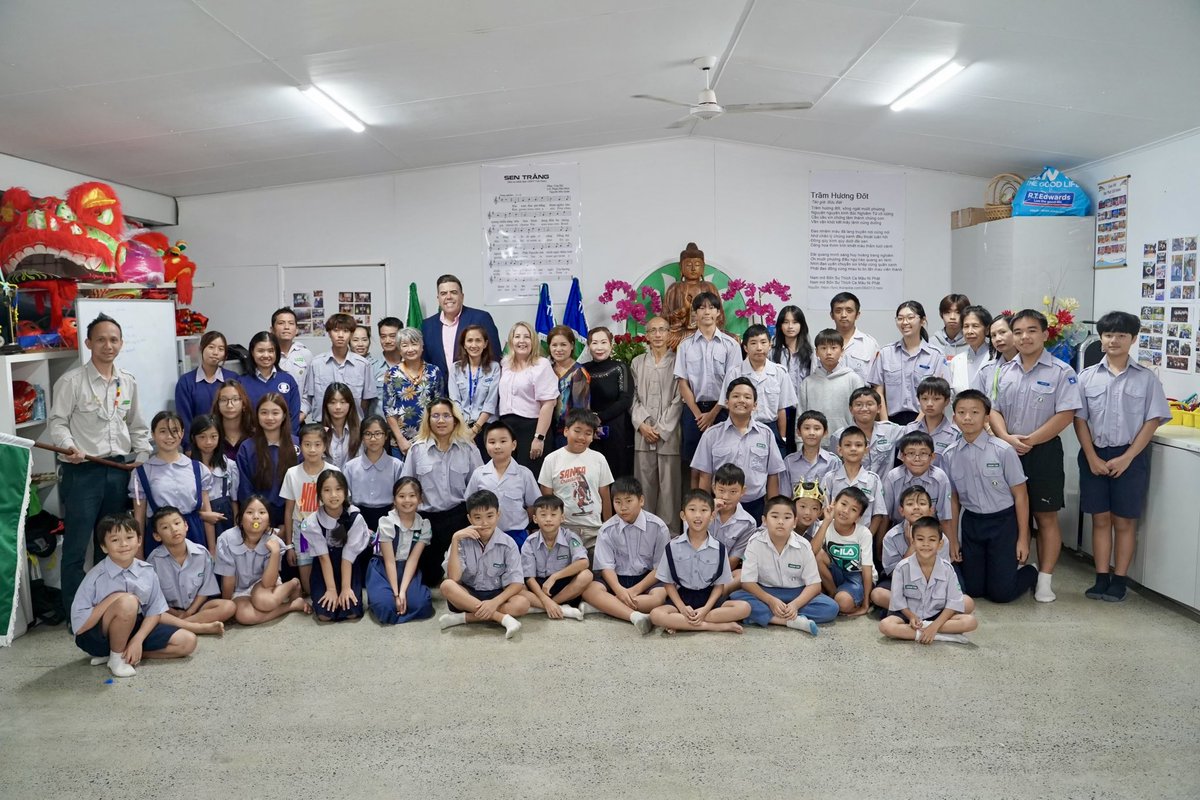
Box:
[481,163,581,305]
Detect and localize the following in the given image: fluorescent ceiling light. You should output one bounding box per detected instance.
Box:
[890,61,966,111]
[300,85,366,132]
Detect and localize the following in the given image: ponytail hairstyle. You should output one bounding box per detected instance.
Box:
[896,300,929,343]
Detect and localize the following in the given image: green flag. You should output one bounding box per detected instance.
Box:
[0,433,33,646]
[406,282,423,329]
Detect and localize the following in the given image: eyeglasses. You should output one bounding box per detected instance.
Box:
[219,397,241,406]
[903,451,932,460]
[362,431,386,439]
[430,413,455,422]
[896,314,921,323]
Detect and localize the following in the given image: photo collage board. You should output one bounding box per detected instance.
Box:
[1139,235,1199,373]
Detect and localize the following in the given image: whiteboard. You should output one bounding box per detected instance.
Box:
[76,298,179,424]
[280,264,388,356]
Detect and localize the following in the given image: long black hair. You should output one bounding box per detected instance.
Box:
[771,305,813,369]
[896,300,929,343]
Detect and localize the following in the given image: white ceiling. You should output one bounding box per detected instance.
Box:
[1,0,1198,197]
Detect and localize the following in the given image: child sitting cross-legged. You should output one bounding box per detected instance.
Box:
[731,495,839,635]
[649,490,752,634]
[519,495,592,620]
[879,516,978,644]
[71,514,198,678]
[439,489,530,638]
[146,506,235,636]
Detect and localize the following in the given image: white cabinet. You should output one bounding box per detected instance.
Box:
[1137,431,1200,610]
[0,350,80,518]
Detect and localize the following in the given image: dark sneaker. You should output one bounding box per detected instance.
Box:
[1101,579,1128,603]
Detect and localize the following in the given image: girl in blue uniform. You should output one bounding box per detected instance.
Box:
[189,414,238,535]
[132,411,215,554]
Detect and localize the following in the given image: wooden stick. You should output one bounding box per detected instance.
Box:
[32,441,136,471]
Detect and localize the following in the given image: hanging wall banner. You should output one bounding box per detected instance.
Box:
[481,163,581,306]
[1095,175,1129,268]
[807,171,905,311]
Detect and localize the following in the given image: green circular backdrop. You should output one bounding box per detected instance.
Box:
[627,261,748,338]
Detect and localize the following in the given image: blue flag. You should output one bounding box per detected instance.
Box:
[535,283,555,356]
[562,277,588,359]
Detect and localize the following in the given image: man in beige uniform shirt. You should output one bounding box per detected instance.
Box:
[630,316,683,533]
[48,313,151,619]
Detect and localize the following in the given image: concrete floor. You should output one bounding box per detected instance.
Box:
[2,557,1198,800]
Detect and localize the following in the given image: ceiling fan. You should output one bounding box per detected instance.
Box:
[634,56,813,128]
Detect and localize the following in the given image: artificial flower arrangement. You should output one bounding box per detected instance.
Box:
[1000,296,1087,364]
[720,279,791,326]
[597,280,657,362]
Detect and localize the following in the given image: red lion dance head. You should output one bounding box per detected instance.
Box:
[0,181,126,282]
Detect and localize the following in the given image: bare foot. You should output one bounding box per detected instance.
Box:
[717,622,744,634]
[289,597,311,614]
[198,621,225,636]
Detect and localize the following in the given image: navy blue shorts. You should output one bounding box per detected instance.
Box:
[530,576,582,605]
[886,610,944,623]
[593,572,656,592]
[674,585,721,609]
[448,586,504,613]
[75,615,179,658]
[1078,444,1150,519]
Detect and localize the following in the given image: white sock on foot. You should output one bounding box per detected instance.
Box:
[560,606,584,620]
[1035,571,1056,603]
[933,632,970,644]
[786,615,818,636]
[107,652,136,678]
[578,602,597,617]
[501,614,521,639]
[438,612,466,630]
[526,605,546,614]
[630,611,652,634]
[89,656,108,666]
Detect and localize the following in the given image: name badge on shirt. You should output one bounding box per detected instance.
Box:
[986,462,1001,469]
[557,554,569,560]
[1036,380,1051,387]
[787,563,803,569]
[492,562,505,568]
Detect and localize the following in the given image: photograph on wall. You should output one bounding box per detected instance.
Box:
[292,291,311,308]
[313,290,324,310]
[339,292,353,303]
[339,303,353,313]
[1094,175,1128,268]
[1138,305,1166,368]
[1161,305,1195,373]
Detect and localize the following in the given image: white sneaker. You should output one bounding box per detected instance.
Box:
[107,653,136,678]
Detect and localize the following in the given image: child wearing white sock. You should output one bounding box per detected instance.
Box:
[439,490,530,639]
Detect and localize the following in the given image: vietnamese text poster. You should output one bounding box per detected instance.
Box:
[1094,175,1129,268]
[481,163,580,305]
[807,171,905,311]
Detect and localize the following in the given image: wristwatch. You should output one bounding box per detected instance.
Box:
[534,433,546,441]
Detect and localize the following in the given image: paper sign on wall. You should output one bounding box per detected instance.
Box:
[807,171,906,311]
[481,163,580,306]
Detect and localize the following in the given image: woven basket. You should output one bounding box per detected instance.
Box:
[985,173,1023,220]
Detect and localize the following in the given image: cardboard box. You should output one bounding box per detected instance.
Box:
[951,207,989,229]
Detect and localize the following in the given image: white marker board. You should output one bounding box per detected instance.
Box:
[76,298,179,423]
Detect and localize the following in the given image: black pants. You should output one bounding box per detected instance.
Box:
[961,506,1037,603]
[502,413,544,479]
[421,503,468,587]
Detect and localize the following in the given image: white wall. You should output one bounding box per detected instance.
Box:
[168,138,984,350]
[1071,129,1200,398]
